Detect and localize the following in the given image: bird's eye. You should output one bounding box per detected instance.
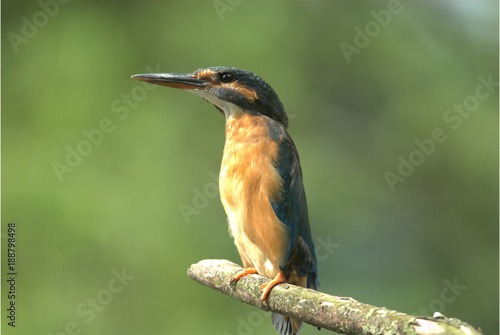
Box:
[220,73,234,83]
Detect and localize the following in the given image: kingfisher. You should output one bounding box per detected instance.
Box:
[132,67,318,335]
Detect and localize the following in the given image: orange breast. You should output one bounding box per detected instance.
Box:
[219,112,288,278]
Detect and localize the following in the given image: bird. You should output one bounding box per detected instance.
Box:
[132,67,318,335]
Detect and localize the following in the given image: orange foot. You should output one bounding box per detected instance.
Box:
[259,272,287,303]
[230,267,258,284]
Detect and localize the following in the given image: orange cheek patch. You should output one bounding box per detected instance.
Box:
[195,71,259,104]
[229,83,259,103]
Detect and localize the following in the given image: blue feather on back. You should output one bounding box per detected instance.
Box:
[270,136,318,290]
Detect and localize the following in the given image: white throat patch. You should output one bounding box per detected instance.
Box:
[189,89,243,118]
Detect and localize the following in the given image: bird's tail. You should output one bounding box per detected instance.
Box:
[272,312,303,335]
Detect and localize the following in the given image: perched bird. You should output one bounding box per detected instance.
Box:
[132,67,318,335]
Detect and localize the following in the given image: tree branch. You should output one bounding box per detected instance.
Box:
[187,259,482,335]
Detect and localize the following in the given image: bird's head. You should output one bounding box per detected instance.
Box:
[132,66,288,127]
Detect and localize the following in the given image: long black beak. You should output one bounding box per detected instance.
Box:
[131,73,208,90]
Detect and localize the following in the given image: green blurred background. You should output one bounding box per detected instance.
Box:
[2,1,498,334]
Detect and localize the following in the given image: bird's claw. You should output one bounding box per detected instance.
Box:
[258,272,287,303]
[229,267,258,286]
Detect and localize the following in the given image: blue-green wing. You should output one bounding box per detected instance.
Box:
[270,134,318,289]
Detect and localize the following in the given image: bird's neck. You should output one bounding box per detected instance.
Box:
[224,112,283,146]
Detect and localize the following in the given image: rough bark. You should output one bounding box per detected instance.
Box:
[187,259,482,335]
